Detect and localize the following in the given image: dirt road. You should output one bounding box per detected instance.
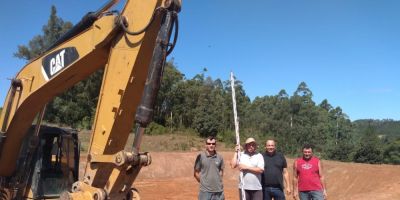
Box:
[134,152,400,200]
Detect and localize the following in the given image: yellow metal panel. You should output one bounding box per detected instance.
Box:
[0,15,118,176]
[83,0,164,196]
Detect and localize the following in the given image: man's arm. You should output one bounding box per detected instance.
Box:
[283,168,291,194]
[220,157,225,178]
[238,154,264,174]
[238,164,264,174]
[194,154,201,182]
[194,169,201,183]
[230,145,240,168]
[293,161,299,200]
[319,160,327,199]
[231,151,238,168]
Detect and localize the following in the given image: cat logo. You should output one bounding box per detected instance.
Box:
[49,49,66,76]
[41,47,79,81]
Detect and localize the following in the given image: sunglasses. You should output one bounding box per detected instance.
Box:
[206,142,216,145]
[246,143,257,147]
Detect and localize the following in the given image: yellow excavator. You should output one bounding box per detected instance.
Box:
[0,0,181,199]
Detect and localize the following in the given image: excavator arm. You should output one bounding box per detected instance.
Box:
[0,0,181,199]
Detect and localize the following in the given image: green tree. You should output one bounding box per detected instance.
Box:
[193,76,225,137]
[44,70,103,128]
[153,60,184,127]
[383,139,400,164]
[224,77,249,122]
[319,99,333,112]
[323,105,355,161]
[13,5,102,128]
[353,126,383,164]
[14,6,72,60]
[178,72,205,128]
[290,82,325,152]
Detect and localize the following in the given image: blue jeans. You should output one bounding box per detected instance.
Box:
[198,191,225,200]
[263,187,285,200]
[299,190,324,200]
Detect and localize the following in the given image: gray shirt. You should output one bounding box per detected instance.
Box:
[194,151,224,192]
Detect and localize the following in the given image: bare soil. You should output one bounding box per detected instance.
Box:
[78,134,400,199]
[133,152,400,200]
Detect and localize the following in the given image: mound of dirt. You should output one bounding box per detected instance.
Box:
[135,152,400,200]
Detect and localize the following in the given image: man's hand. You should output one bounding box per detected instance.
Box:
[286,187,291,196]
[194,170,201,183]
[238,164,248,171]
[293,191,298,200]
[323,190,328,199]
[235,144,242,152]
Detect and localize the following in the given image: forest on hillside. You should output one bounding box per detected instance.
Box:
[1,6,399,165]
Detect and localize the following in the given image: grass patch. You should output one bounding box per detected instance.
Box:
[77,129,232,152]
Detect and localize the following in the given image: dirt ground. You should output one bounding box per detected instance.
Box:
[132,152,400,200]
[79,151,400,199]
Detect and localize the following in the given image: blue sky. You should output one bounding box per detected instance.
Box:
[1,0,399,121]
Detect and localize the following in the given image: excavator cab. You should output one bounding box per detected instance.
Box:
[25,125,80,199]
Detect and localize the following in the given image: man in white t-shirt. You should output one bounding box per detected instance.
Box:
[231,137,264,200]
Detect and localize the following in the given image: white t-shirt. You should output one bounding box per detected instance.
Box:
[238,152,264,190]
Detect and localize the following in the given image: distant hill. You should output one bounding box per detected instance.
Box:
[353,119,400,140]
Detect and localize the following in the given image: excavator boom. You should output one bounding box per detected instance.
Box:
[0,0,181,199]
